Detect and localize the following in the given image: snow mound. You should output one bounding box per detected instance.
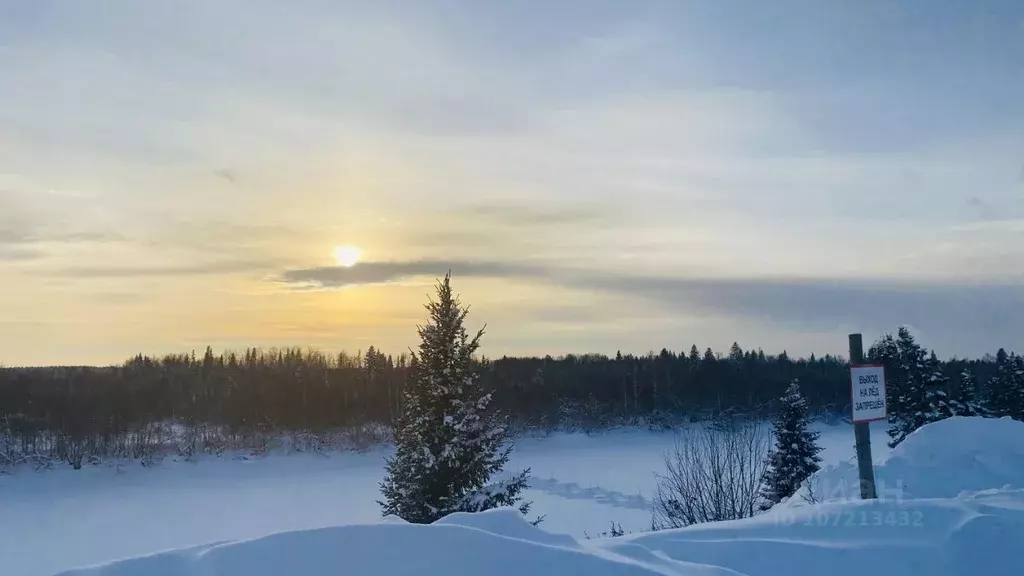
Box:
[612,490,1024,576]
[55,513,672,576]
[790,416,1024,503]
[56,492,1024,576]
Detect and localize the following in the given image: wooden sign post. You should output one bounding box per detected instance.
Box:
[849,334,882,500]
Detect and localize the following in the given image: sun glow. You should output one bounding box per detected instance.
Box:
[333,245,362,267]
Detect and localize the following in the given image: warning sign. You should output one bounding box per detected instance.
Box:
[851,364,886,423]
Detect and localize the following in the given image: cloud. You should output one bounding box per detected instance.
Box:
[84,291,148,303]
[400,202,609,256]
[52,259,280,278]
[280,258,1024,353]
[404,229,498,250]
[601,275,1024,341]
[0,228,124,246]
[952,219,1024,233]
[0,228,32,245]
[463,202,604,227]
[280,260,549,288]
[0,216,125,262]
[152,220,312,250]
[3,1,1024,364]
[498,303,608,327]
[213,168,237,184]
[0,246,43,261]
[1,188,128,256]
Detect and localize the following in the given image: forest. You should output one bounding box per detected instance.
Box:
[0,335,1019,469]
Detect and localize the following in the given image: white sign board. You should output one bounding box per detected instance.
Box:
[851,364,886,423]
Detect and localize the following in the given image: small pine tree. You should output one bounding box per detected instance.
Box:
[379,272,531,524]
[760,380,823,509]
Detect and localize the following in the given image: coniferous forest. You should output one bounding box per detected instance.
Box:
[1,334,1021,469]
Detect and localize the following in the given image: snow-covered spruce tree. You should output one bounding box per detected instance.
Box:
[984,350,1024,419]
[920,352,956,425]
[870,327,929,448]
[951,369,984,417]
[378,272,531,524]
[868,332,901,414]
[759,380,822,509]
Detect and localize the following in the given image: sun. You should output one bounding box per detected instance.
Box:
[333,245,362,267]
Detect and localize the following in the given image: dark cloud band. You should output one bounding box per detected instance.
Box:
[280,259,1024,353]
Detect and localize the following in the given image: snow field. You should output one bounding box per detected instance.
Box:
[0,422,889,575]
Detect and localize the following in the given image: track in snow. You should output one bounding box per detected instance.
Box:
[530,477,652,512]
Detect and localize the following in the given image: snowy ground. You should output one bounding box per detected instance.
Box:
[37,417,1024,576]
[1,423,889,576]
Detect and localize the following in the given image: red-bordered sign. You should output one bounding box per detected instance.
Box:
[850,363,886,423]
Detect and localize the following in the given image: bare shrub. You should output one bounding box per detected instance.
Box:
[175,420,201,460]
[60,434,88,470]
[651,417,770,529]
[342,422,391,452]
[801,475,821,505]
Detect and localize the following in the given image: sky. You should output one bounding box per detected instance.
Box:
[2,0,1023,366]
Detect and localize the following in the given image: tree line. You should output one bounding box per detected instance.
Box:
[1,327,1020,469]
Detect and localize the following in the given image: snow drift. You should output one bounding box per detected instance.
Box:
[623,490,1024,576]
[53,417,1024,576]
[56,496,1024,576]
[56,509,688,576]
[789,416,1024,503]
